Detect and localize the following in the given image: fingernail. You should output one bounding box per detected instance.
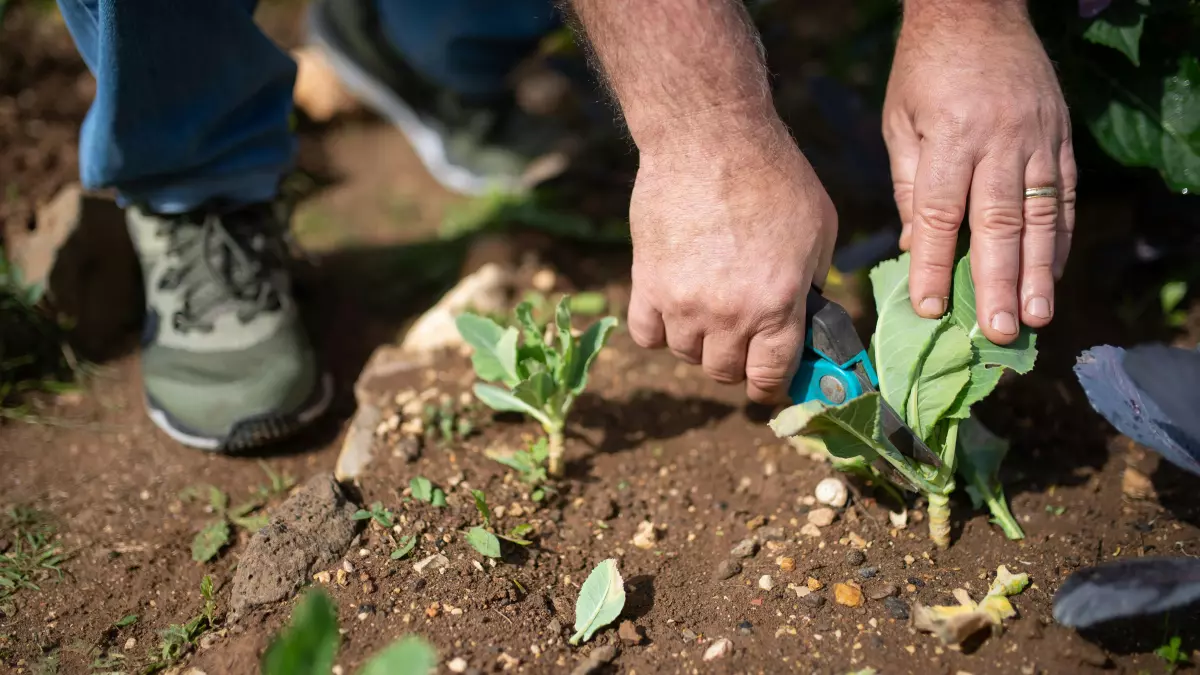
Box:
[1026,296,1051,320]
[919,296,947,317]
[990,311,1018,335]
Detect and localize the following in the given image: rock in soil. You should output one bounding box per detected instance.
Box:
[758,575,774,591]
[845,549,866,566]
[1121,467,1156,500]
[884,597,911,620]
[858,566,879,579]
[807,507,836,527]
[447,656,469,673]
[1076,641,1112,668]
[730,538,759,558]
[413,553,450,574]
[866,582,899,600]
[335,403,383,482]
[801,593,826,609]
[714,559,743,580]
[834,583,864,607]
[757,525,786,541]
[569,645,618,675]
[703,637,733,661]
[230,474,361,615]
[737,620,753,635]
[619,620,644,645]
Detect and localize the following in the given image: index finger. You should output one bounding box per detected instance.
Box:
[908,135,974,319]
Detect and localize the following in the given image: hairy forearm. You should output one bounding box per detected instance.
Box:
[564,0,782,154]
[901,0,1030,31]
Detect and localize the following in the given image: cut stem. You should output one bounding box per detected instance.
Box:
[546,428,565,477]
[928,492,951,549]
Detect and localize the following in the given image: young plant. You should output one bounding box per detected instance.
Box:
[409,476,447,507]
[184,462,295,562]
[146,575,216,672]
[770,253,1036,548]
[487,437,552,501]
[262,589,436,675]
[0,506,67,601]
[351,502,395,529]
[464,490,533,559]
[457,296,617,476]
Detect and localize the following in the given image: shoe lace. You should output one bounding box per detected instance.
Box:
[157,207,285,334]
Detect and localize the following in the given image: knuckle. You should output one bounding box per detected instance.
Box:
[1022,199,1059,227]
[976,205,1024,236]
[915,201,965,234]
[704,364,745,385]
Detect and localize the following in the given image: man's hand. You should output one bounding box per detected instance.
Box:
[564,0,836,402]
[628,116,836,402]
[883,0,1077,344]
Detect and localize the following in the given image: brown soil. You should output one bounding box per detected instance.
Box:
[3,2,1200,675]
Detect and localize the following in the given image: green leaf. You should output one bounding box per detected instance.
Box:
[515,301,545,347]
[567,292,608,316]
[500,523,534,546]
[431,489,447,508]
[206,486,229,513]
[351,510,373,521]
[565,316,618,395]
[943,255,1038,419]
[358,635,437,675]
[769,394,940,493]
[1083,5,1145,67]
[390,536,417,560]
[569,558,626,645]
[191,520,231,563]
[472,383,554,428]
[1161,280,1188,314]
[1084,55,1200,193]
[869,254,943,416]
[114,614,138,628]
[455,314,521,386]
[229,512,270,532]
[465,526,501,558]
[513,371,557,412]
[906,323,973,442]
[471,490,491,527]
[260,590,340,675]
[410,478,434,503]
[957,417,1025,540]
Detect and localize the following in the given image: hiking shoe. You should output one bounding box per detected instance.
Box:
[128,203,332,452]
[307,0,569,196]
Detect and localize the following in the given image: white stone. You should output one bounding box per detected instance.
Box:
[703,637,733,661]
[814,478,848,508]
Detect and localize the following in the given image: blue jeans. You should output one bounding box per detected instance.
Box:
[57,0,558,213]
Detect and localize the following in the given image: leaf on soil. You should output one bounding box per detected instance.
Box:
[987,565,1029,598]
[914,565,1029,644]
[114,614,138,628]
[466,526,501,558]
[358,635,437,675]
[191,520,231,563]
[500,524,533,546]
[569,558,626,645]
[261,590,340,675]
[391,536,417,560]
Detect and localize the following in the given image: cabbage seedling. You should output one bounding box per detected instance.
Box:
[457,296,617,476]
[770,253,1036,547]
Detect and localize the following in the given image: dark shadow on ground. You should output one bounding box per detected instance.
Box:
[572,390,736,457]
[1078,604,1200,658]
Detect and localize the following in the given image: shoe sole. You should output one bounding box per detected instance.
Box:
[305,5,518,198]
[145,373,335,453]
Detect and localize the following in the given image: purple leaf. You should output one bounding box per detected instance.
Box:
[1053,557,1200,628]
[1079,0,1112,19]
[1074,345,1200,476]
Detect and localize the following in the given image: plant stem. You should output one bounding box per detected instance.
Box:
[546,428,565,477]
[984,492,1025,540]
[927,491,951,549]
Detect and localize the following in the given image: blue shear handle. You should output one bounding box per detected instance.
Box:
[789,345,877,405]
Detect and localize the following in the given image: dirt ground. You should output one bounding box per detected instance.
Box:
[3,2,1200,675]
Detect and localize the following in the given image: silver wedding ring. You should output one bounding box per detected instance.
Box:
[1024,186,1059,200]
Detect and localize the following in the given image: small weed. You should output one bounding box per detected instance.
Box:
[464,491,532,558]
[182,462,295,562]
[420,398,478,447]
[1045,505,1066,516]
[486,437,554,501]
[0,506,67,600]
[143,576,216,673]
[409,477,447,507]
[1160,281,1189,328]
[1155,635,1189,673]
[352,502,395,529]
[390,535,417,560]
[114,614,138,628]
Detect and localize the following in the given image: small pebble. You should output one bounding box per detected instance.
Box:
[412,578,427,592]
[908,577,925,587]
[814,478,849,507]
[858,566,879,579]
[342,560,355,574]
[778,556,796,572]
[1077,642,1111,668]
[358,548,370,558]
[448,657,468,673]
[807,507,836,527]
[619,620,644,644]
[806,577,824,591]
[845,549,866,566]
[866,582,899,600]
[800,523,822,538]
[737,620,753,635]
[703,637,733,662]
[757,525,786,541]
[834,583,864,607]
[682,628,698,642]
[730,538,759,558]
[714,559,743,580]
[758,575,774,591]
[124,638,136,651]
[801,593,826,609]
[884,597,910,620]
[547,619,562,635]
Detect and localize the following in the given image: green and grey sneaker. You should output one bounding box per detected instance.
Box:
[128,203,333,452]
[307,0,569,196]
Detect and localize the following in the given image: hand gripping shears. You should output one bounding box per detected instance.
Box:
[788,287,942,471]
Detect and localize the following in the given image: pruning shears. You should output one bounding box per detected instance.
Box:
[788,287,943,479]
